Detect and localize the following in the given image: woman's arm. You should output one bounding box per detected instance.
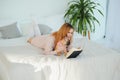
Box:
[55,41,68,56]
[43,37,58,55]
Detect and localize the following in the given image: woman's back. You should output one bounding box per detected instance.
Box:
[29,34,55,50]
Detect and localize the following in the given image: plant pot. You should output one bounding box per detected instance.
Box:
[82,30,90,40]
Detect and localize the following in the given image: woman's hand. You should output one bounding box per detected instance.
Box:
[55,41,67,55]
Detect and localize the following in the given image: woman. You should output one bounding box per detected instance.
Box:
[27,23,74,56]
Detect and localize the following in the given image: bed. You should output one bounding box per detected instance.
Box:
[0,18,120,80]
[0,37,120,80]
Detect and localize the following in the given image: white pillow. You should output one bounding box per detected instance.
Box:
[31,19,41,36]
[18,21,34,37]
[18,20,41,37]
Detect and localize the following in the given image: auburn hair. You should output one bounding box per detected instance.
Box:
[52,23,74,48]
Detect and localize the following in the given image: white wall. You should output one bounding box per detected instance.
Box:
[0,0,69,20]
[91,0,107,40]
[106,0,120,51]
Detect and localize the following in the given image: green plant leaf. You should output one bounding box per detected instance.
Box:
[97,9,104,16]
[64,0,103,36]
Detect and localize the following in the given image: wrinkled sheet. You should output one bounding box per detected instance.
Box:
[0,40,120,80]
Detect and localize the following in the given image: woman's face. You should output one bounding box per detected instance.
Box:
[66,28,74,39]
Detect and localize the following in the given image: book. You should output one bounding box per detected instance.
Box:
[66,48,83,59]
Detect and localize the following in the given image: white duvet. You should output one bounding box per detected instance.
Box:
[0,39,120,80]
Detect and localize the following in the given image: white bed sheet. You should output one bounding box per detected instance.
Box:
[0,37,29,47]
[0,39,120,80]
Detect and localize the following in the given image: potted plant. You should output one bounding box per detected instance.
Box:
[64,0,103,39]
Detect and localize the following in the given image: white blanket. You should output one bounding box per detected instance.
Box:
[0,39,120,80]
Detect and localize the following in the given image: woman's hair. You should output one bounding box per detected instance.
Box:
[52,23,74,48]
